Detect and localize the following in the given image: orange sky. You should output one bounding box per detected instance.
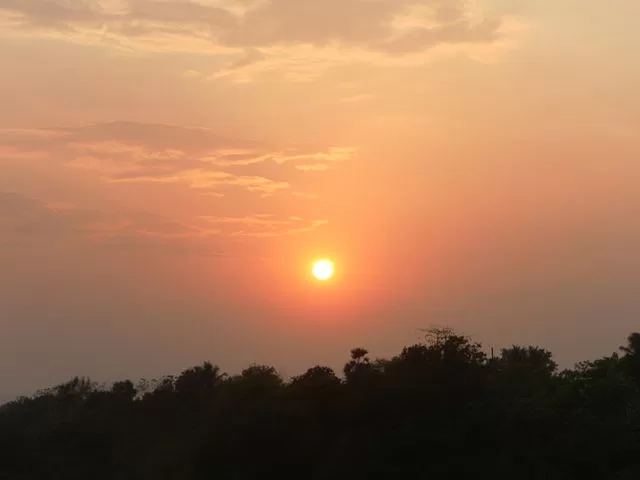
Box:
[1,0,640,400]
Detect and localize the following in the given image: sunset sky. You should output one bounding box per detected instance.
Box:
[1,0,640,400]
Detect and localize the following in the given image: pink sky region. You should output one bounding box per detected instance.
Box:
[1,0,640,400]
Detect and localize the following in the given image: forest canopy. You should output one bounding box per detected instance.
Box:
[2,329,640,479]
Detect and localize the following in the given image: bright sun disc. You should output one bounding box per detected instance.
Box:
[312,260,335,281]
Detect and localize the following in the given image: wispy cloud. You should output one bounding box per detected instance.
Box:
[201,214,328,238]
[0,0,515,79]
[0,122,340,252]
[0,121,353,197]
[339,93,375,104]
[107,169,292,197]
[0,0,501,51]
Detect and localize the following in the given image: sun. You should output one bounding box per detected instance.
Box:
[312,259,335,281]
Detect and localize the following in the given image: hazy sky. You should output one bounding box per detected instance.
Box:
[1,0,640,400]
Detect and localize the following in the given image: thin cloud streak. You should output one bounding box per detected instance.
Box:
[0,121,354,197]
[201,214,329,238]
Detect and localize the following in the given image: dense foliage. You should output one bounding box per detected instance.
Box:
[2,329,640,479]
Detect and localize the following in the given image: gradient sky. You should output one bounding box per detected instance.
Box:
[1,0,640,401]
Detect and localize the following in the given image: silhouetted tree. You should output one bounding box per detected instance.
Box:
[621,332,640,384]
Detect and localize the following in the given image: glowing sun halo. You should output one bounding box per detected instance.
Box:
[312,260,335,281]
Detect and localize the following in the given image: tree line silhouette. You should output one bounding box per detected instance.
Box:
[2,328,640,479]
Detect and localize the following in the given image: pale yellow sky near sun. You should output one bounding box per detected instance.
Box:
[0,0,639,400]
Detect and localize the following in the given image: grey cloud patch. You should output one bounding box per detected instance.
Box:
[0,191,218,251]
[0,0,234,31]
[220,0,399,48]
[0,0,104,28]
[0,0,503,56]
[0,192,76,241]
[434,2,465,23]
[220,0,501,53]
[128,0,234,27]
